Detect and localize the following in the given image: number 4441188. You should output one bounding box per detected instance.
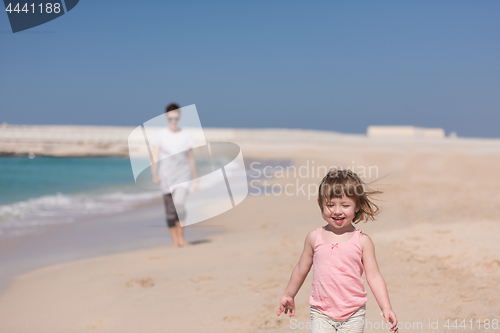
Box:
[444,319,498,330]
[5,3,62,14]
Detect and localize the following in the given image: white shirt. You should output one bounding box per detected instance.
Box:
[150,128,194,194]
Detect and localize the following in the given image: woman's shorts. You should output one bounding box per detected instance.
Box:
[162,187,189,227]
[310,304,366,333]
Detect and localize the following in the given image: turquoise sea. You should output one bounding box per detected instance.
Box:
[0,156,141,205]
[0,156,163,239]
[0,155,289,240]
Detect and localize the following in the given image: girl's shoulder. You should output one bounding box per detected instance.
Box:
[306,227,320,240]
[305,227,321,248]
[358,230,375,250]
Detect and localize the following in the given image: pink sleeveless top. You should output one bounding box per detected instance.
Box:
[309,227,367,320]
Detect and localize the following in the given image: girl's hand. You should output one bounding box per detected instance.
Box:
[382,308,399,332]
[277,295,295,317]
[152,175,160,184]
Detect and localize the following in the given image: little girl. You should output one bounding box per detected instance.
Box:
[277,169,398,333]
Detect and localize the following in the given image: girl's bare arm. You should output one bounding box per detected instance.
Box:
[361,233,399,332]
[278,229,315,316]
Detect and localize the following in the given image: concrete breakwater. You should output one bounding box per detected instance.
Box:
[0,124,362,157]
[1,124,499,157]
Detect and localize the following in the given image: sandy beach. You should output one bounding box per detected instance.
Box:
[1,142,499,333]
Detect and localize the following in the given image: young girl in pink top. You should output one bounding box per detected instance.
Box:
[277,169,398,333]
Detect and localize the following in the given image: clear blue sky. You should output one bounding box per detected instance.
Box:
[1,1,499,138]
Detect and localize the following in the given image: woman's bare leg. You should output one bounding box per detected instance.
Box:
[168,226,180,247]
[172,188,189,247]
[175,221,187,246]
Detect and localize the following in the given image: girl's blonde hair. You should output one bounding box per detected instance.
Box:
[317,168,381,224]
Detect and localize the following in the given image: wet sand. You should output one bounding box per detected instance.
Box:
[0,199,221,293]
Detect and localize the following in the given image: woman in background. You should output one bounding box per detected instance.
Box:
[151,103,199,248]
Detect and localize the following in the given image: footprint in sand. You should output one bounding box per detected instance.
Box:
[189,276,216,283]
[147,255,169,261]
[486,259,500,269]
[86,319,107,329]
[125,277,155,288]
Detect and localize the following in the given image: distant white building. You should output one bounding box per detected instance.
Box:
[367,126,445,138]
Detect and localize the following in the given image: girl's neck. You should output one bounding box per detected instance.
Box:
[324,224,355,235]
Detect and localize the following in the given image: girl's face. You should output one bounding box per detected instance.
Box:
[320,195,359,231]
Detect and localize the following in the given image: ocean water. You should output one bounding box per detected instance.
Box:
[0,155,290,241]
[0,156,141,205]
[0,156,162,239]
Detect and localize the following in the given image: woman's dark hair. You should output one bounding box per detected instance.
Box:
[165,103,181,114]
